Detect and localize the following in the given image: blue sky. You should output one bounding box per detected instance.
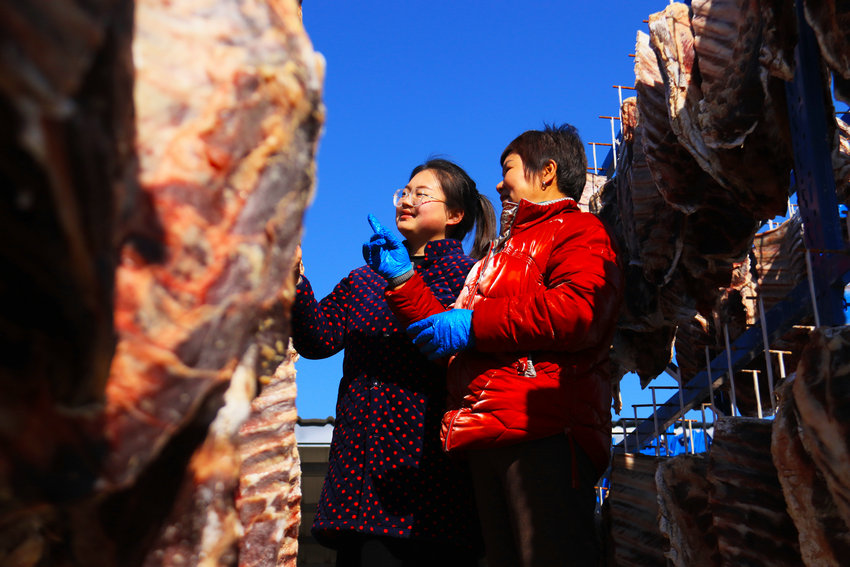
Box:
[295,1,677,421]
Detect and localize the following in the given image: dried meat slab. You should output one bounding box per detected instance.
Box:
[594,99,679,387]
[611,324,676,389]
[691,0,764,148]
[649,3,792,220]
[677,198,758,313]
[772,381,850,567]
[753,215,805,311]
[760,0,798,80]
[656,454,720,567]
[631,122,686,286]
[622,109,686,284]
[648,5,709,181]
[635,29,722,216]
[805,0,850,80]
[121,300,301,566]
[640,8,762,321]
[0,0,136,485]
[2,0,321,561]
[134,345,257,567]
[672,312,715,384]
[793,326,850,534]
[236,343,301,567]
[708,417,803,566]
[102,0,323,491]
[602,453,669,566]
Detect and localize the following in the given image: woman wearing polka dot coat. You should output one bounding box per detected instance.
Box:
[292,159,495,566]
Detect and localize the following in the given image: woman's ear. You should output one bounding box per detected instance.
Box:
[446,208,464,227]
[541,159,558,187]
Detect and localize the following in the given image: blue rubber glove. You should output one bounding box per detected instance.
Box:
[408,309,474,360]
[362,214,413,280]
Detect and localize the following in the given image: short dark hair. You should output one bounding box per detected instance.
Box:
[410,158,496,260]
[500,123,587,201]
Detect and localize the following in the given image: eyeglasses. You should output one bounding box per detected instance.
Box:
[392,187,445,208]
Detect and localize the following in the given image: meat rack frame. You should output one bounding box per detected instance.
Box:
[612,0,850,454]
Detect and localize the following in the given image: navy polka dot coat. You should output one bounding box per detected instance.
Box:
[292,239,481,550]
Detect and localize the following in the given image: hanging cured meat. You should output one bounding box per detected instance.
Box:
[707,417,803,566]
[691,0,764,149]
[136,344,259,567]
[760,0,798,81]
[0,0,135,482]
[620,94,686,285]
[671,311,715,384]
[137,306,302,565]
[236,342,301,567]
[792,326,850,533]
[656,454,720,567]
[648,4,713,184]
[602,453,669,566]
[753,215,806,311]
[804,0,850,81]
[594,97,679,388]
[649,2,793,220]
[680,215,807,416]
[605,97,642,265]
[710,257,773,417]
[772,381,850,567]
[635,29,721,216]
[0,0,322,564]
[677,200,759,314]
[611,322,676,390]
[104,0,321,488]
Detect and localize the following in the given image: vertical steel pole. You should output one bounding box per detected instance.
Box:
[688,420,695,454]
[774,350,788,379]
[633,406,641,451]
[622,422,629,454]
[743,370,764,419]
[705,346,717,416]
[609,118,618,169]
[786,0,845,326]
[757,295,777,411]
[651,389,660,457]
[805,250,822,328]
[723,325,738,417]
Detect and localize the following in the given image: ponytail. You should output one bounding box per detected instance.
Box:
[468,193,496,260]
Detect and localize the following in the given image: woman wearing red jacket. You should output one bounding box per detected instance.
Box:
[364,125,624,567]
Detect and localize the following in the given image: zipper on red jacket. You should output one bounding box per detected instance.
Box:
[443,410,462,452]
[461,242,494,310]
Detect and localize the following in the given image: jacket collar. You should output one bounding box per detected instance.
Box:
[495,198,578,248]
[512,197,578,230]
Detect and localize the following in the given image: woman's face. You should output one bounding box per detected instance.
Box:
[497,153,542,204]
[395,169,462,245]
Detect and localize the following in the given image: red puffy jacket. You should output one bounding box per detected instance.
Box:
[386,198,623,476]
